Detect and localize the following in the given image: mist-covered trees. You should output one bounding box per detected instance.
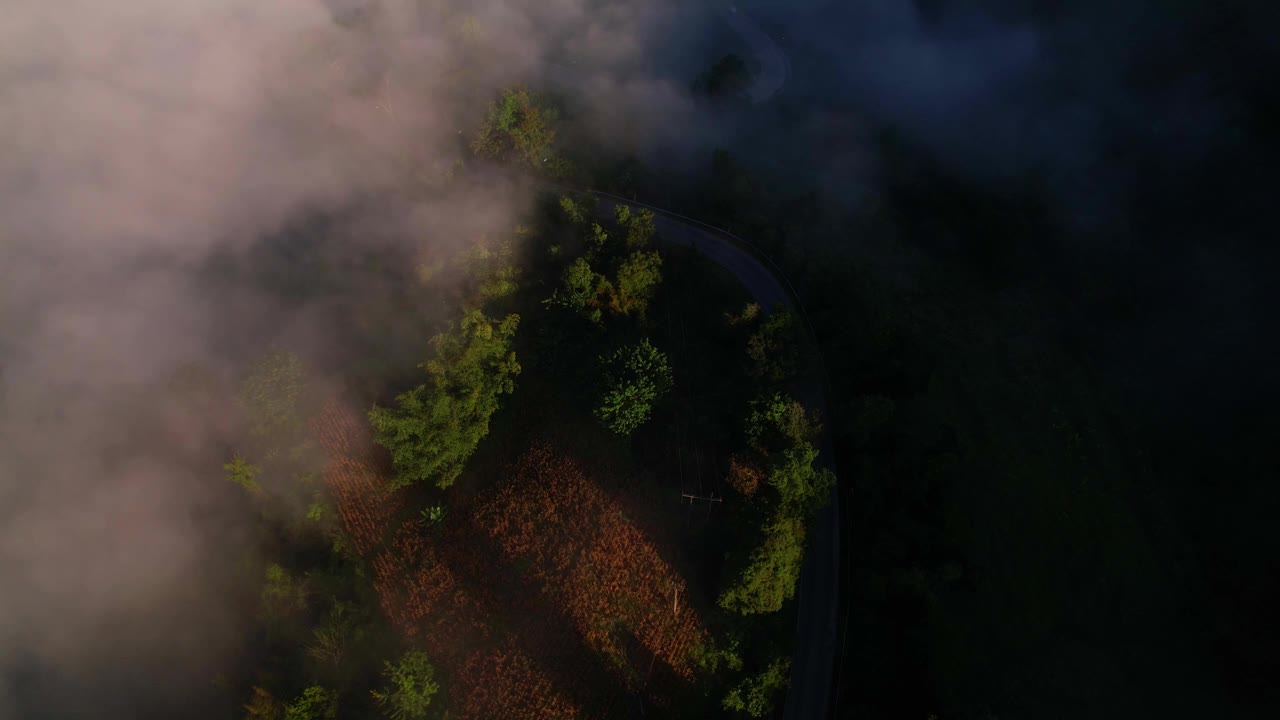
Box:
[240,348,309,448]
[369,309,521,488]
[472,87,560,171]
[460,235,520,304]
[371,650,439,720]
[225,453,263,495]
[719,394,833,614]
[225,349,325,529]
[594,339,673,435]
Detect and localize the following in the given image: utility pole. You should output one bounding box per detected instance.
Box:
[682,491,723,521]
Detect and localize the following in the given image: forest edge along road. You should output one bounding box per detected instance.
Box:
[591,190,840,720]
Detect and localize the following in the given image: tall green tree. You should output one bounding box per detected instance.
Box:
[746,393,821,452]
[544,257,609,324]
[719,394,833,614]
[607,250,662,319]
[621,206,657,249]
[371,650,439,720]
[369,310,521,489]
[594,339,673,435]
[717,514,806,615]
[768,445,835,516]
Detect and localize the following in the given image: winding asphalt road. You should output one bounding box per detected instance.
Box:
[591,192,839,720]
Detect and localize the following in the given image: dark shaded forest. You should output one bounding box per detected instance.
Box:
[596,0,1280,710]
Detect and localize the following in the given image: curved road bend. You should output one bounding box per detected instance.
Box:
[593,195,839,720]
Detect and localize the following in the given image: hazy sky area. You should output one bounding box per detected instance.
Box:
[1,0,1274,717]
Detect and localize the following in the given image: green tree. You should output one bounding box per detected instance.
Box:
[224,454,263,495]
[544,257,608,324]
[718,514,806,615]
[746,393,821,452]
[745,394,832,511]
[723,658,791,717]
[471,87,558,169]
[560,195,591,225]
[590,222,610,251]
[613,204,657,249]
[607,250,662,319]
[720,395,833,614]
[624,208,657,249]
[594,340,673,435]
[691,635,744,674]
[769,446,836,516]
[746,309,802,382]
[284,687,337,720]
[369,310,521,488]
[371,650,439,720]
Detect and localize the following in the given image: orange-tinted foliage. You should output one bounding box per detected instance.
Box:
[726,454,763,496]
[313,400,560,714]
[371,521,495,667]
[457,641,583,720]
[313,401,401,555]
[314,402,703,715]
[474,444,708,681]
